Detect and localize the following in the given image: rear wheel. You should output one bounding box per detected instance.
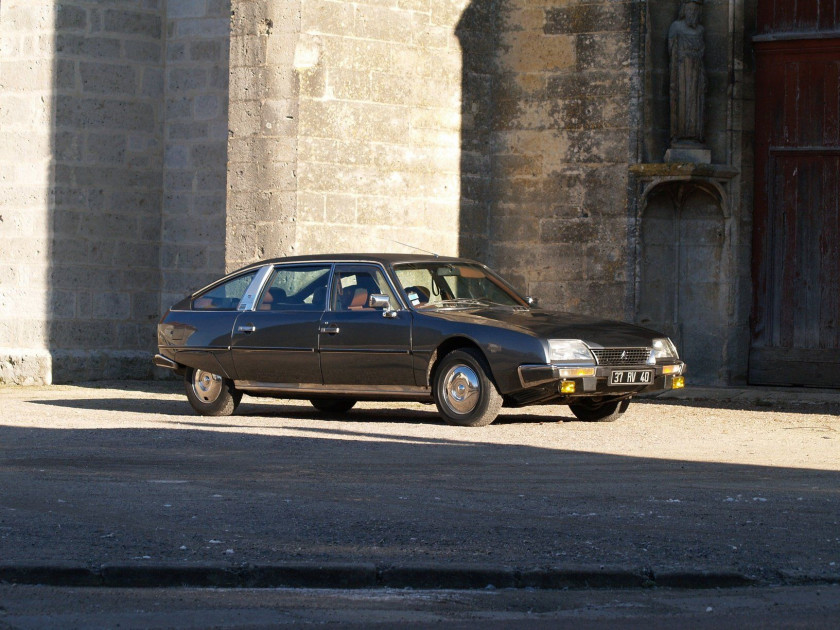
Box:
[310,398,357,414]
[433,349,502,427]
[568,398,630,422]
[184,368,242,416]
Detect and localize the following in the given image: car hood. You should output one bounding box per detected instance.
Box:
[423,307,665,347]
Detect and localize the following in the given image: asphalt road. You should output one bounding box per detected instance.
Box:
[1,381,838,588]
[2,583,839,629]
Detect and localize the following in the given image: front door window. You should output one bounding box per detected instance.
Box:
[330,267,398,312]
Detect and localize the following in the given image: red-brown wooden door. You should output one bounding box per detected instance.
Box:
[751,38,840,386]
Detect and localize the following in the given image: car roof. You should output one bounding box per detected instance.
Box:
[236,253,473,272]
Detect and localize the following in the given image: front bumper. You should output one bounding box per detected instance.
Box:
[518,361,686,395]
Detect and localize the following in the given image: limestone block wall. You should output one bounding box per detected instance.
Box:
[1,1,233,384]
[485,0,641,316]
[227,0,300,272]
[225,0,644,315]
[294,0,463,256]
[161,0,230,305]
[47,0,165,381]
[227,0,465,267]
[0,1,55,383]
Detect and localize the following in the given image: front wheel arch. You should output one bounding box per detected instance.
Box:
[428,336,486,388]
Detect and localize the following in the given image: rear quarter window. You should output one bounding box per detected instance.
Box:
[192,271,257,311]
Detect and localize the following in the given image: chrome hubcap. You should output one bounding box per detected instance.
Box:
[192,369,223,403]
[442,365,480,414]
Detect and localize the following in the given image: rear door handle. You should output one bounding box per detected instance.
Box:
[237,324,256,333]
[319,325,340,334]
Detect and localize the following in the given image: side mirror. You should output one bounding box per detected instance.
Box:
[369,294,398,318]
[525,296,539,307]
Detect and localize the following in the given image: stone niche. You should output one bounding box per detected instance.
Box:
[630,164,736,385]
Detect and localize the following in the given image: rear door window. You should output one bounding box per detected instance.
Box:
[256,265,331,311]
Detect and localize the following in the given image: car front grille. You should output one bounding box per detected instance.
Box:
[592,348,651,366]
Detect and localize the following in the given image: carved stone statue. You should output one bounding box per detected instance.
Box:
[668,0,707,159]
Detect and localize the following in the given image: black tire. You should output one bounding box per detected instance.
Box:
[433,348,503,427]
[568,398,630,422]
[184,367,242,416]
[309,397,357,414]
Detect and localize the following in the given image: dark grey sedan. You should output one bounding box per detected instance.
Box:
[155,254,685,426]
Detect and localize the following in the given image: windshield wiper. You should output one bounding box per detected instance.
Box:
[433,298,517,309]
[433,298,485,308]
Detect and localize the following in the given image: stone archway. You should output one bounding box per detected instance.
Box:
[636,179,727,384]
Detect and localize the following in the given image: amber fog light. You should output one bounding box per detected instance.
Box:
[559,380,576,394]
[672,376,685,389]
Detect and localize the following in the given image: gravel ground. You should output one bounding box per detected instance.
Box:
[1,382,838,582]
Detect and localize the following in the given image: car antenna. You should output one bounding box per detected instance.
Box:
[383,238,440,258]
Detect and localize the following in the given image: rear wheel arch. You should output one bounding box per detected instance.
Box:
[184,367,242,416]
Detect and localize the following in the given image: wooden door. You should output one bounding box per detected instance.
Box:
[750,38,840,386]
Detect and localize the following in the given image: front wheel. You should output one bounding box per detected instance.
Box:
[433,349,503,427]
[184,368,242,416]
[568,398,630,422]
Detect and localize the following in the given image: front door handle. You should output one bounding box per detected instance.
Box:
[237,324,256,333]
[319,324,340,334]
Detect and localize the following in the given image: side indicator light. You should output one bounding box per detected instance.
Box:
[560,380,576,394]
[672,376,685,389]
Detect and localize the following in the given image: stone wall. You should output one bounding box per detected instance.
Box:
[294,0,463,257]
[0,0,232,384]
[633,0,753,385]
[48,0,164,381]
[226,0,299,272]
[0,0,166,383]
[483,0,642,316]
[226,0,465,269]
[0,1,55,383]
[227,0,640,316]
[0,0,758,387]
[161,0,230,305]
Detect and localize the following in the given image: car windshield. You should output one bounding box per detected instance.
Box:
[393,262,527,309]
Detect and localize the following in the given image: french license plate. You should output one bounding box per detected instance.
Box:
[609,370,652,385]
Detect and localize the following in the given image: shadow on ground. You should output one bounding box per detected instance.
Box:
[1,414,839,581]
[27,378,840,420]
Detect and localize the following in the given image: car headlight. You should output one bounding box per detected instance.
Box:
[651,338,679,360]
[548,339,594,364]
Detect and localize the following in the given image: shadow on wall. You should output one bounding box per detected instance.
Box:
[637,180,728,385]
[47,1,165,381]
[455,0,643,310]
[45,1,232,383]
[453,1,731,386]
[455,0,497,264]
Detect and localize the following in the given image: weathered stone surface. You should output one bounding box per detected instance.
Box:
[161,0,230,300]
[0,350,53,386]
[0,0,758,388]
